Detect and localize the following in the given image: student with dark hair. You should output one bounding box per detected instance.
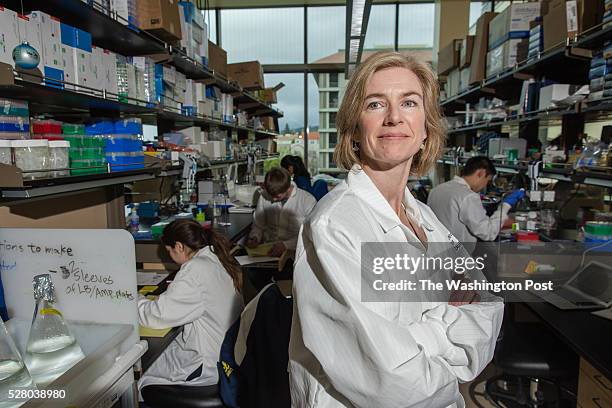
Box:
[428,156,524,250]
[281,155,328,201]
[138,219,244,399]
[246,167,316,257]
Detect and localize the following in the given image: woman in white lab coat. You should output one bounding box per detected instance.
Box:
[138,219,243,398]
[289,52,504,408]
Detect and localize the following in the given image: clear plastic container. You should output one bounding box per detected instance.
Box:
[49,140,70,178]
[0,140,11,165]
[11,139,49,179]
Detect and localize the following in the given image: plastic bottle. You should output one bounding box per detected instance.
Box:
[195,208,206,224]
[129,206,140,236]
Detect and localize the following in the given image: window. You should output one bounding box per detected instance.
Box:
[319,92,326,108]
[201,9,217,44]
[308,6,345,63]
[221,8,304,63]
[329,91,339,108]
[328,152,336,168]
[264,73,304,133]
[329,73,338,88]
[328,132,337,148]
[329,112,336,129]
[364,5,396,51]
[398,4,435,48]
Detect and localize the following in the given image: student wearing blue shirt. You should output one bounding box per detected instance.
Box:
[281,155,328,201]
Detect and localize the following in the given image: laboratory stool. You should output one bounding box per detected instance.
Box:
[141,384,224,408]
[485,322,578,407]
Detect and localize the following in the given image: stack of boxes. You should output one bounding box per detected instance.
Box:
[111,0,139,28]
[105,118,144,172]
[31,119,63,141]
[133,56,157,106]
[486,3,540,78]
[178,2,208,66]
[527,18,543,60]
[183,79,198,116]
[60,23,93,91]
[63,123,107,176]
[0,98,29,140]
[91,46,119,96]
[588,51,611,100]
[605,42,612,98]
[28,11,63,88]
[437,39,462,98]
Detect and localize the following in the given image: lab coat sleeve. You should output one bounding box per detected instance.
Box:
[138,263,205,329]
[248,194,266,243]
[293,218,503,407]
[458,194,510,241]
[283,194,316,251]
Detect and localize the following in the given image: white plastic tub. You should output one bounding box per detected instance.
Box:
[6,319,145,408]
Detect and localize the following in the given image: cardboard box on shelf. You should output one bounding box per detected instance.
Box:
[208,41,227,77]
[488,3,540,50]
[543,0,577,50]
[0,8,20,67]
[486,38,524,77]
[460,35,475,68]
[437,39,462,75]
[469,12,498,85]
[459,67,471,92]
[136,0,182,43]
[446,69,461,97]
[60,44,76,89]
[199,98,214,118]
[257,83,284,104]
[538,83,580,110]
[28,11,62,71]
[227,61,264,90]
[259,116,277,132]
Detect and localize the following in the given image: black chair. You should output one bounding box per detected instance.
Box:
[141,383,224,408]
[485,321,578,407]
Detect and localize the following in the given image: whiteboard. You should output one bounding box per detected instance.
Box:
[0,229,138,353]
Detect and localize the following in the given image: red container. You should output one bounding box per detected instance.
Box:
[516,231,539,242]
[32,119,63,134]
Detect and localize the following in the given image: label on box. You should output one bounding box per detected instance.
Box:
[543,191,555,202]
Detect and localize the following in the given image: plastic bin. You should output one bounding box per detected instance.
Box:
[6,319,141,408]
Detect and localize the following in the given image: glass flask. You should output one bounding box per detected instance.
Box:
[24,274,84,386]
[0,319,36,408]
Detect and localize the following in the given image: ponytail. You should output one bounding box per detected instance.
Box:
[202,228,243,293]
[161,219,243,292]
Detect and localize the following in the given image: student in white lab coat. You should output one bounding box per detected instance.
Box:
[289,52,504,408]
[138,219,243,399]
[246,167,316,257]
[428,156,525,252]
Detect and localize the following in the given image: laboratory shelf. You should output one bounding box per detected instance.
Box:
[441,45,590,111]
[0,169,157,199]
[0,0,167,56]
[158,110,281,138]
[438,156,612,188]
[574,24,612,50]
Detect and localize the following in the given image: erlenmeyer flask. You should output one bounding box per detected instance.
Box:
[0,319,36,408]
[24,274,84,386]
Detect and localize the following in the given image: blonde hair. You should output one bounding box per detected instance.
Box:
[334,51,446,177]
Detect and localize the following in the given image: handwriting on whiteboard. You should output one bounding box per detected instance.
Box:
[1,240,74,257]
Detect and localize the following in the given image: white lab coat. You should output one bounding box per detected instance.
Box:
[428,176,510,251]
[249,181,316,251]
[289,165,504,408]
[137,246,243,396]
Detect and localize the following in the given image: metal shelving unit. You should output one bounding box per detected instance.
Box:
[438,156,612,188]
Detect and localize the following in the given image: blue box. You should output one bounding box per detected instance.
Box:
[43,66,64,89]
[75,28,92,52]
[60,23,77,47]
[86,120,114,135]
[114,119,142,135]
[179,2,195,23]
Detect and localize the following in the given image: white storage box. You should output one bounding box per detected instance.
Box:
[486,38,522,77]
[488,3,540,50]
[538,84,572,110]
[488,138,527,158]
[7,319,146,408]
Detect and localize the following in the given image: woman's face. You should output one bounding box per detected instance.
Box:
[357,67,427,169]
[165,242,193,265]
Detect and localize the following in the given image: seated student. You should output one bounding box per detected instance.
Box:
[138,219,243,398]
[427,156,524,252]
[281,155,328,201]
[246,167,316,258]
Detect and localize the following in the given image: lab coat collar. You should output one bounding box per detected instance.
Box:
[347,165,432,234]
[453,175,471,190]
